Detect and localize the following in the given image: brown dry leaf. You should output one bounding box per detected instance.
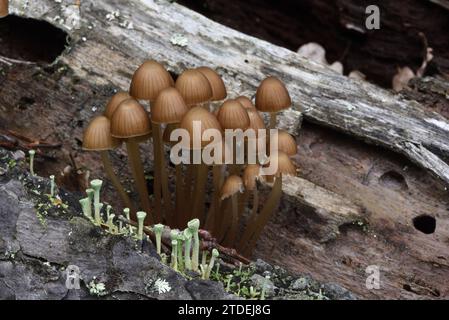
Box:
[392,67,415,92]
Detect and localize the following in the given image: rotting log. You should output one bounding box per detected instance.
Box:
[5,0,449,186]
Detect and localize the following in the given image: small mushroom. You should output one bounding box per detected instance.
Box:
[276,130,298,157]
[196,66,227,110]
[216,99,250,175]
[110,99,153,223]
[255,76,291,129]
[129,60,174,102]
[179,106,222,224]
[0,0,8,18]
[104,91,132,119]
[243,152,296,256]
[237,164,262,251]
[236,96,256,111]
[83,116,135,213]
[216,99,250,130]
[175,69,212,109]
[129,60,174,224]
[152,88,189,225]
[220,175,244,246]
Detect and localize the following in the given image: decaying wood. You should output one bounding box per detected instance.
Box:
[6,0,449,186]
[2,0,449,299]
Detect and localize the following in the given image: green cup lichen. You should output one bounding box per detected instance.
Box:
[136,211,147,241]
[28,150,36,176]
[187,218,200,272]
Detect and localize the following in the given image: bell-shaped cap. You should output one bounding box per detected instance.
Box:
[220,175,244,200]
[277,130,297,156]
[110,99,151,138]
[152,87,189,124]
[216,99,250,130]
[255,76,291,113]
[104,91,132,119]
[235,96,255,110]
[269,151,296,177]
[247,109,266,135]
[129,60,174,102]
[196,67,227,101]
[179,106,222,149]
[83,116,121,151]
[243,164,261,191]
[0,0,9,18]
[175,69,212,106]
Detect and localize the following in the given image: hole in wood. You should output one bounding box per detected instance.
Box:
[412,214,436,234]
[379,170,408,190]
[0,15,69,63]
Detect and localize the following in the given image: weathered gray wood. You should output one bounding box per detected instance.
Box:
[428,0,449,11]
[7,0,449,185]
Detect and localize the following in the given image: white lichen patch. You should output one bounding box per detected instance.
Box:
[88,278,107,297]
[170,34,188,47]
[154,278,171,294]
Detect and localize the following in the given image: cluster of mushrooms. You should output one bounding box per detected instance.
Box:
[83,60,297,257]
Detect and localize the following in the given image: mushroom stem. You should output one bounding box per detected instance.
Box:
[269,112,277,129]
[237,187,259,251]
[192,162,209,221]
[125,139,153,224]
[223,194,239,247]
[100,150,135,213]
[150,122,163,224]
[243,175,283,256]
[175,163,183,227]
[205,165,222,232]
[152,122,173,224]
[182,151,195,225]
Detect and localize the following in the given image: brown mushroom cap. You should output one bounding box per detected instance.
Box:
[255,76,291,113]
[277,130,297,156]
[235,96,255,110]
[129,60,174,101]
[246,109,266,135]
[110,99,151,138]
[220,175,244,200]
[216,99,250,130]
[243,164,261,191]
[196,67,227,101]
[83,116,121,151]
[175,69,213,106]
[151,87,189,124]
[275,151,297,176]
[179,106,222,149]
[0,0,9,18]
[104,91,132,119]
